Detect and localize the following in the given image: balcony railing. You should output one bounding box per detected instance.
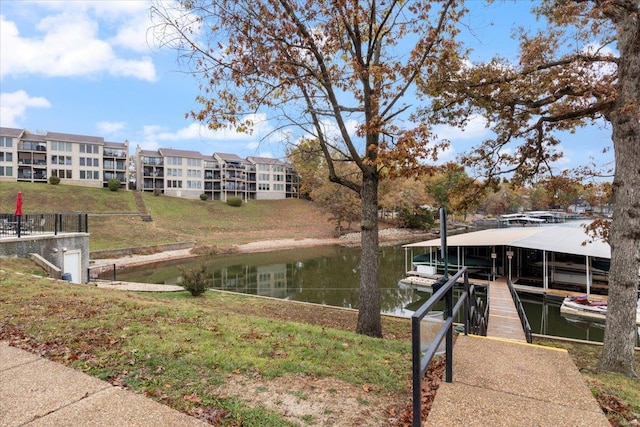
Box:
[0,213,89,239]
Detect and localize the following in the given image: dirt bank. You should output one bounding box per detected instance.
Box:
[90,228,431,270]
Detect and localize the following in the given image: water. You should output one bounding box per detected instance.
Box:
[112,245,639,345]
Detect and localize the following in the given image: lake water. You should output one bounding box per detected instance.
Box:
[112,244,639,345]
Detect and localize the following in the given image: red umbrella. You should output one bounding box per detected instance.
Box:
[14,191,23,216]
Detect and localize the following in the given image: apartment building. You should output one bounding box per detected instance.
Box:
[135,147,299,201]
[0,126,299,200]
[0,127,129,189]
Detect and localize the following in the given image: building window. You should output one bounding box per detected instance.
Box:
[0,152,12,162]
[258,183,270,191]
[0,137,13,148]
[274,174,283,181]
[51,141,72,152]
[274,184,284,191]
[52,169,72,179]
[187,180,202,189]
[258,173,270,181]
[0,166,13,176]
[187,158,201,167]
[167,180,182,188]
[258,164,270,171]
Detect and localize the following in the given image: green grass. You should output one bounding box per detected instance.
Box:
[1,182,334,251]
[0,262,412,426]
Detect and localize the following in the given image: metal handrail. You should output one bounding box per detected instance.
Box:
[411,268,464,426]
[506,278,533,343]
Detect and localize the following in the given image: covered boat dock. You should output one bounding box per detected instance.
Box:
[403,221,615,296]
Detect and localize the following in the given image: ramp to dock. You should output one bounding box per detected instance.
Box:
[426,335,609,426]
[487,277,527,342]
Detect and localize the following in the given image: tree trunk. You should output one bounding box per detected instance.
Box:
[598,6,639,377]
[356,172,382,337]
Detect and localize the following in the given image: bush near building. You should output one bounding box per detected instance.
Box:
[227,196,243,207]
[107,178,121,192]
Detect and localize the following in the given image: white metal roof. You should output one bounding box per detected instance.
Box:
[404,221,610,259]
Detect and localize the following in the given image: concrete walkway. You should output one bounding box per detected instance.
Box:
[426,335,610,427]
[0,342,207,427]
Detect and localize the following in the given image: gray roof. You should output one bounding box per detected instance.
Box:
[139,149,161,157]
[159,148,204,158]
[46,131,104,144]
[21,133,47,142]
[405,221,611,259]
[0,127,24,137]
[246,156,286,165]
[214,152,244,162]
[104,141,128,149]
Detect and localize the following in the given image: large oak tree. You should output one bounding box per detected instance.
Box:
[151,0,465,336]
[426,0,639,376]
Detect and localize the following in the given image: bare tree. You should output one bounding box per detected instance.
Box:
[150,0,465,337]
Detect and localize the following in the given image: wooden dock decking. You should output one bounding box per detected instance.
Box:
[487,277,527,342]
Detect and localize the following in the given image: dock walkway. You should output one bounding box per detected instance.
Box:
[486,277,526,341]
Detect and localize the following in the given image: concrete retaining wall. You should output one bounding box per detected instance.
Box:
[0,233,90,283]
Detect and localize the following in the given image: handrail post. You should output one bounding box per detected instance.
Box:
[445,284,453,382]
[411,316,421,427]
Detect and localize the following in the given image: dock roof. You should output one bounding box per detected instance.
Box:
[404,221,610,259]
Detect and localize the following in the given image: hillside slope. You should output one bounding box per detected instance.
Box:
[1,182,336,251]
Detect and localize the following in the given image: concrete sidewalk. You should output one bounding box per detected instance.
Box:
[0,342,207,427]
[426,335,610,427]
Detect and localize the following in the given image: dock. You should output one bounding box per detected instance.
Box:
[486,277,526,341]
[425,276,609,426]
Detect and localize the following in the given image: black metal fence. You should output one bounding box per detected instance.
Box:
[506,277,533,343]
[411,267,489,426]
[0,213,88,238]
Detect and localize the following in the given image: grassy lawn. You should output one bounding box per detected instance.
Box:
[1,182,336,251]
[0,259,413,426]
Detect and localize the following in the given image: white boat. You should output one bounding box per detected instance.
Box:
[560,295,640,326]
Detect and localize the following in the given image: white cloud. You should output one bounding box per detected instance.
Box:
[432,114,490,142]
[97,121,126,135]
[0,90,51,128]
[0,2,157,81]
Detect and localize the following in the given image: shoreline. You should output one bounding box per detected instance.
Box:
[90,228,431,270]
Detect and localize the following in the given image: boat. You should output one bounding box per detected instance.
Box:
[560,295,640,326]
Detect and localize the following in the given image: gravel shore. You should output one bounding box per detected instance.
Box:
[91,228,431,270]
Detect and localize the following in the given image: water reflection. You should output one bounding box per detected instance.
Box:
[113,245,420,317]
[112,245,639,345]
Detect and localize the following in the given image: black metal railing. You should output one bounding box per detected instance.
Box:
[0,213,88,238]
[506,278,533,343]
[466,282,490,336]
[412,267,489,426]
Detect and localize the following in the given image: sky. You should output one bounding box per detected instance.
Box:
[0,0,614,174]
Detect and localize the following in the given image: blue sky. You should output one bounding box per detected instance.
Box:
[0,0,614,173]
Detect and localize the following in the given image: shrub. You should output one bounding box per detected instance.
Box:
[227,196,243,207]
[179,264,209,296]
[199,193,208,201]
[398,207,435,230]
[153,188,162,196]
[48,176,60,185]
[107,178,121,191]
